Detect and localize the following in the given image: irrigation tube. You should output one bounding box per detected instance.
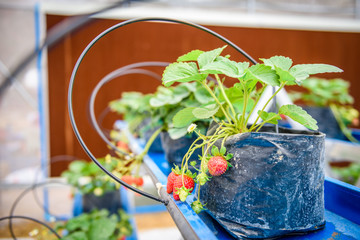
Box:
[8,180,67,239]
[1,216,61,239]
[88,61,169,156]
[68,17,258,204]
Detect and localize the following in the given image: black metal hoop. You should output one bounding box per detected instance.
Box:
[89,61,169,157]
[68,17,257,204]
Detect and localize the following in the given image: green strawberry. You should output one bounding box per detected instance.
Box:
[191,200,206,214]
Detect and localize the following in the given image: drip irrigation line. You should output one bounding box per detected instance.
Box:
[96,106,112,137]
[31,155,79,219]
[0,0,133,98]
[69,17,257,205]
[0,215,61,239]
[8,179,67,240]
[89,61,169,157]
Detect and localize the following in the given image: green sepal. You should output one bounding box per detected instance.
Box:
[225,153,233,160]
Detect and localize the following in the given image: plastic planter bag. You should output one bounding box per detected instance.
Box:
[160,131,201,168]
[82,190,122,216]
[140,117,164,153]
[143,126,164,153]
[199,126,326,239]
[303,106,345,140]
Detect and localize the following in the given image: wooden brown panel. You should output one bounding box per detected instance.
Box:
[47,15,360,176]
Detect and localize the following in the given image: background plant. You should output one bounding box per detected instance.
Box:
[331,163,360,186]
[55,209,132,240]
[289,77,359,142]
[62,155,123,196]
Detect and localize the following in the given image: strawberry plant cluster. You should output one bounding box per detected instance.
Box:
[54,209,132,240]
[289,77,359,142]
[162,45,342,213]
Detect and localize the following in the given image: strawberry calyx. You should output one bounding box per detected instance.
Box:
[176,186,194,202]
[171,165,181,175]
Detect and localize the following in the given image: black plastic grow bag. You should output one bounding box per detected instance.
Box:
[199,125,326,239]
[303,106,345,140]
[82,190,122,215]
[160,131,202,169]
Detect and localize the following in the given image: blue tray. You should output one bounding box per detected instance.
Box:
[126,129,360,240]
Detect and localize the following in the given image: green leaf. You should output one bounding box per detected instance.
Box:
[279,104,318,130]
[274,66,297,85]
[169,85,191,104]
[62,231,88,240]
[257,111,282,125]
[232,98,255,114]
[261,56,293,71]
[200,57,248,78]
[291,64,343,75]
[88,218,117,240]
[181,82,197,92]
[168,127,188,140]
[197,46,227,69]
[66,214,90,232]
[162,62,206,87]
[243,64,280,86]
[290,64,343,84]
[194,87,213,104]
[177,49,204,62]
[172,107,197,128]
[193,104,220,119]
[69,161,87,173]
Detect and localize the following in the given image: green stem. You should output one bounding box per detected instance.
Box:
[254,115,279,132]
[180,136,204,170]
[244,85,265,127]
[249,83,285,132]
[136,127,163,161]
[215,75,237,124]
[330,104,359,143]
[239,80,248,131]
[200,81,232,124]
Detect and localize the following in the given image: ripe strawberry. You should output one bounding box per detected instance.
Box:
[134,177,144,187]
[208,156,229,176]
[166,172,178,194]
[117,141,130,152]
[173,174,195,201]
[121,175,134,185]
[166,166,181,194]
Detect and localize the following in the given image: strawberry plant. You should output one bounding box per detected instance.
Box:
[289,77,359,142]
[161,45,343,213]
[54,209,133,240]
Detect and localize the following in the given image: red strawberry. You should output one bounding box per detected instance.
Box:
[166,172,178,194]
[117,141,130,152]
[166,166,181,194]
[173,174,195,201]
[208,156,228,176]
[121,175,134,185]
[134,177,144,187]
